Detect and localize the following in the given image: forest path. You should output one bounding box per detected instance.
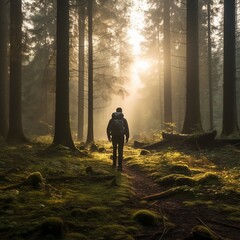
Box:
[122,158,234,240]
[123,164,196,240]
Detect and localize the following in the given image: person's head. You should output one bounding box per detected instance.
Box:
[116,107,122,113]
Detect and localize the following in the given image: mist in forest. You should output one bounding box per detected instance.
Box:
[1,0,240,143]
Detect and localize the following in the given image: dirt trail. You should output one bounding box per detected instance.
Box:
[123,164,239,240]
[124,164,194,240]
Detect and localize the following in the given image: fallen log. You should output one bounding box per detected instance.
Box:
[133,140,146,148]
[142,186,192,201]
[142,130,218,150]
[162,130,217,144]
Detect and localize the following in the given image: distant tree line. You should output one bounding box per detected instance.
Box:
[141,0,239,137]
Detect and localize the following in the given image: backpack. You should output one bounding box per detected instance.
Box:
[111,118,125,136]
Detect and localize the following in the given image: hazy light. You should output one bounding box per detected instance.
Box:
[134,59,150,72]
[127,29,144,55]
[104,0,149,138]
[119,0,149,136]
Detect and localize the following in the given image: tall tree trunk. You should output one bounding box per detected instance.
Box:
[157,1,163,130]
[222,0,239,136]
[78,5,85,142]
[0,1,8,137]
[86,0,94,143]
[7,0,27,142]
[163,0,172,127]
[182,0,203,134]
[207,0,213,130]
[53,0,75,149]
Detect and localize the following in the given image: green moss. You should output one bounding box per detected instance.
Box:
[227,216,240,222]
[94,224,134,240]
[208,203,240,219]
[192,225,217,240]
[169,164,191,175]
[132,209,160,227]
[70,208,86,218]
[86,206,113,222]
[196,172,220,185]
[183,200,213,207]
[157,174,195,187]
[40,217,64,238]
[26,172,44,187]
[65,232,88,240]
[0,139,239,239]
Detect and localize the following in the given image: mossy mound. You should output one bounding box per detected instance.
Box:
[65,232,88,240]
[26,172,44,187]
[90,143,98,152]
[196,172,220,185]
[169,164,191,175]
[40,217,64,239]
[192,225,217,240]
[132,209,160,226]
[94,224,134,240]
[140,150,150,156]
[157,174,195,187]
[70,208,86,218]
[157,172,220,187]
[86,206,111,219]
[98,147,106,153]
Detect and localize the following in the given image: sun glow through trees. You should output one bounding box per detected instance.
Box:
[107,0,150,137]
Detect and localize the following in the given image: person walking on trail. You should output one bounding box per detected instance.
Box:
[107,107,129,171]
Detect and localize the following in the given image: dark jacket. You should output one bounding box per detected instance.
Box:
[107,112,129,140]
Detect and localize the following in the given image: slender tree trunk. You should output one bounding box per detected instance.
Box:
[182,0,203,134]
[163,0,172,127]
[86,0,94,143]
[222,0,239,136]
[7,0,27,142]
[78,5,85,142]
[53,0,75,149]
[207,0,213,131]
[157,1,163,130]
[0,1,8,137]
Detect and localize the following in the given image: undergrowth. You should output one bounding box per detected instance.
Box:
[124,143,240,223]
[0,136,239,239]
[0,138,154,240]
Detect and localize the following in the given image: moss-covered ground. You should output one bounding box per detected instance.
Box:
[124,142,240,239]
[0,136,239,239]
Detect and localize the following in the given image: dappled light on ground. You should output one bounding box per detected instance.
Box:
[0,137,239,239]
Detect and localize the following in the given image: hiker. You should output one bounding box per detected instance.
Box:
[107,107,129,171]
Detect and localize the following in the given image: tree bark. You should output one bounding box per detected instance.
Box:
[222,0,239,136]
[53,0,75,149]
[7,0,27,142]
[207,0,214,131]
[86,0,94,143]
[0,1,8,137]
[182,0,203,134]
[163,0,172,126]
[78,5,85,142]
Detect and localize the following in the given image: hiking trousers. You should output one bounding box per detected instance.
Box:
[112,135,124,169]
